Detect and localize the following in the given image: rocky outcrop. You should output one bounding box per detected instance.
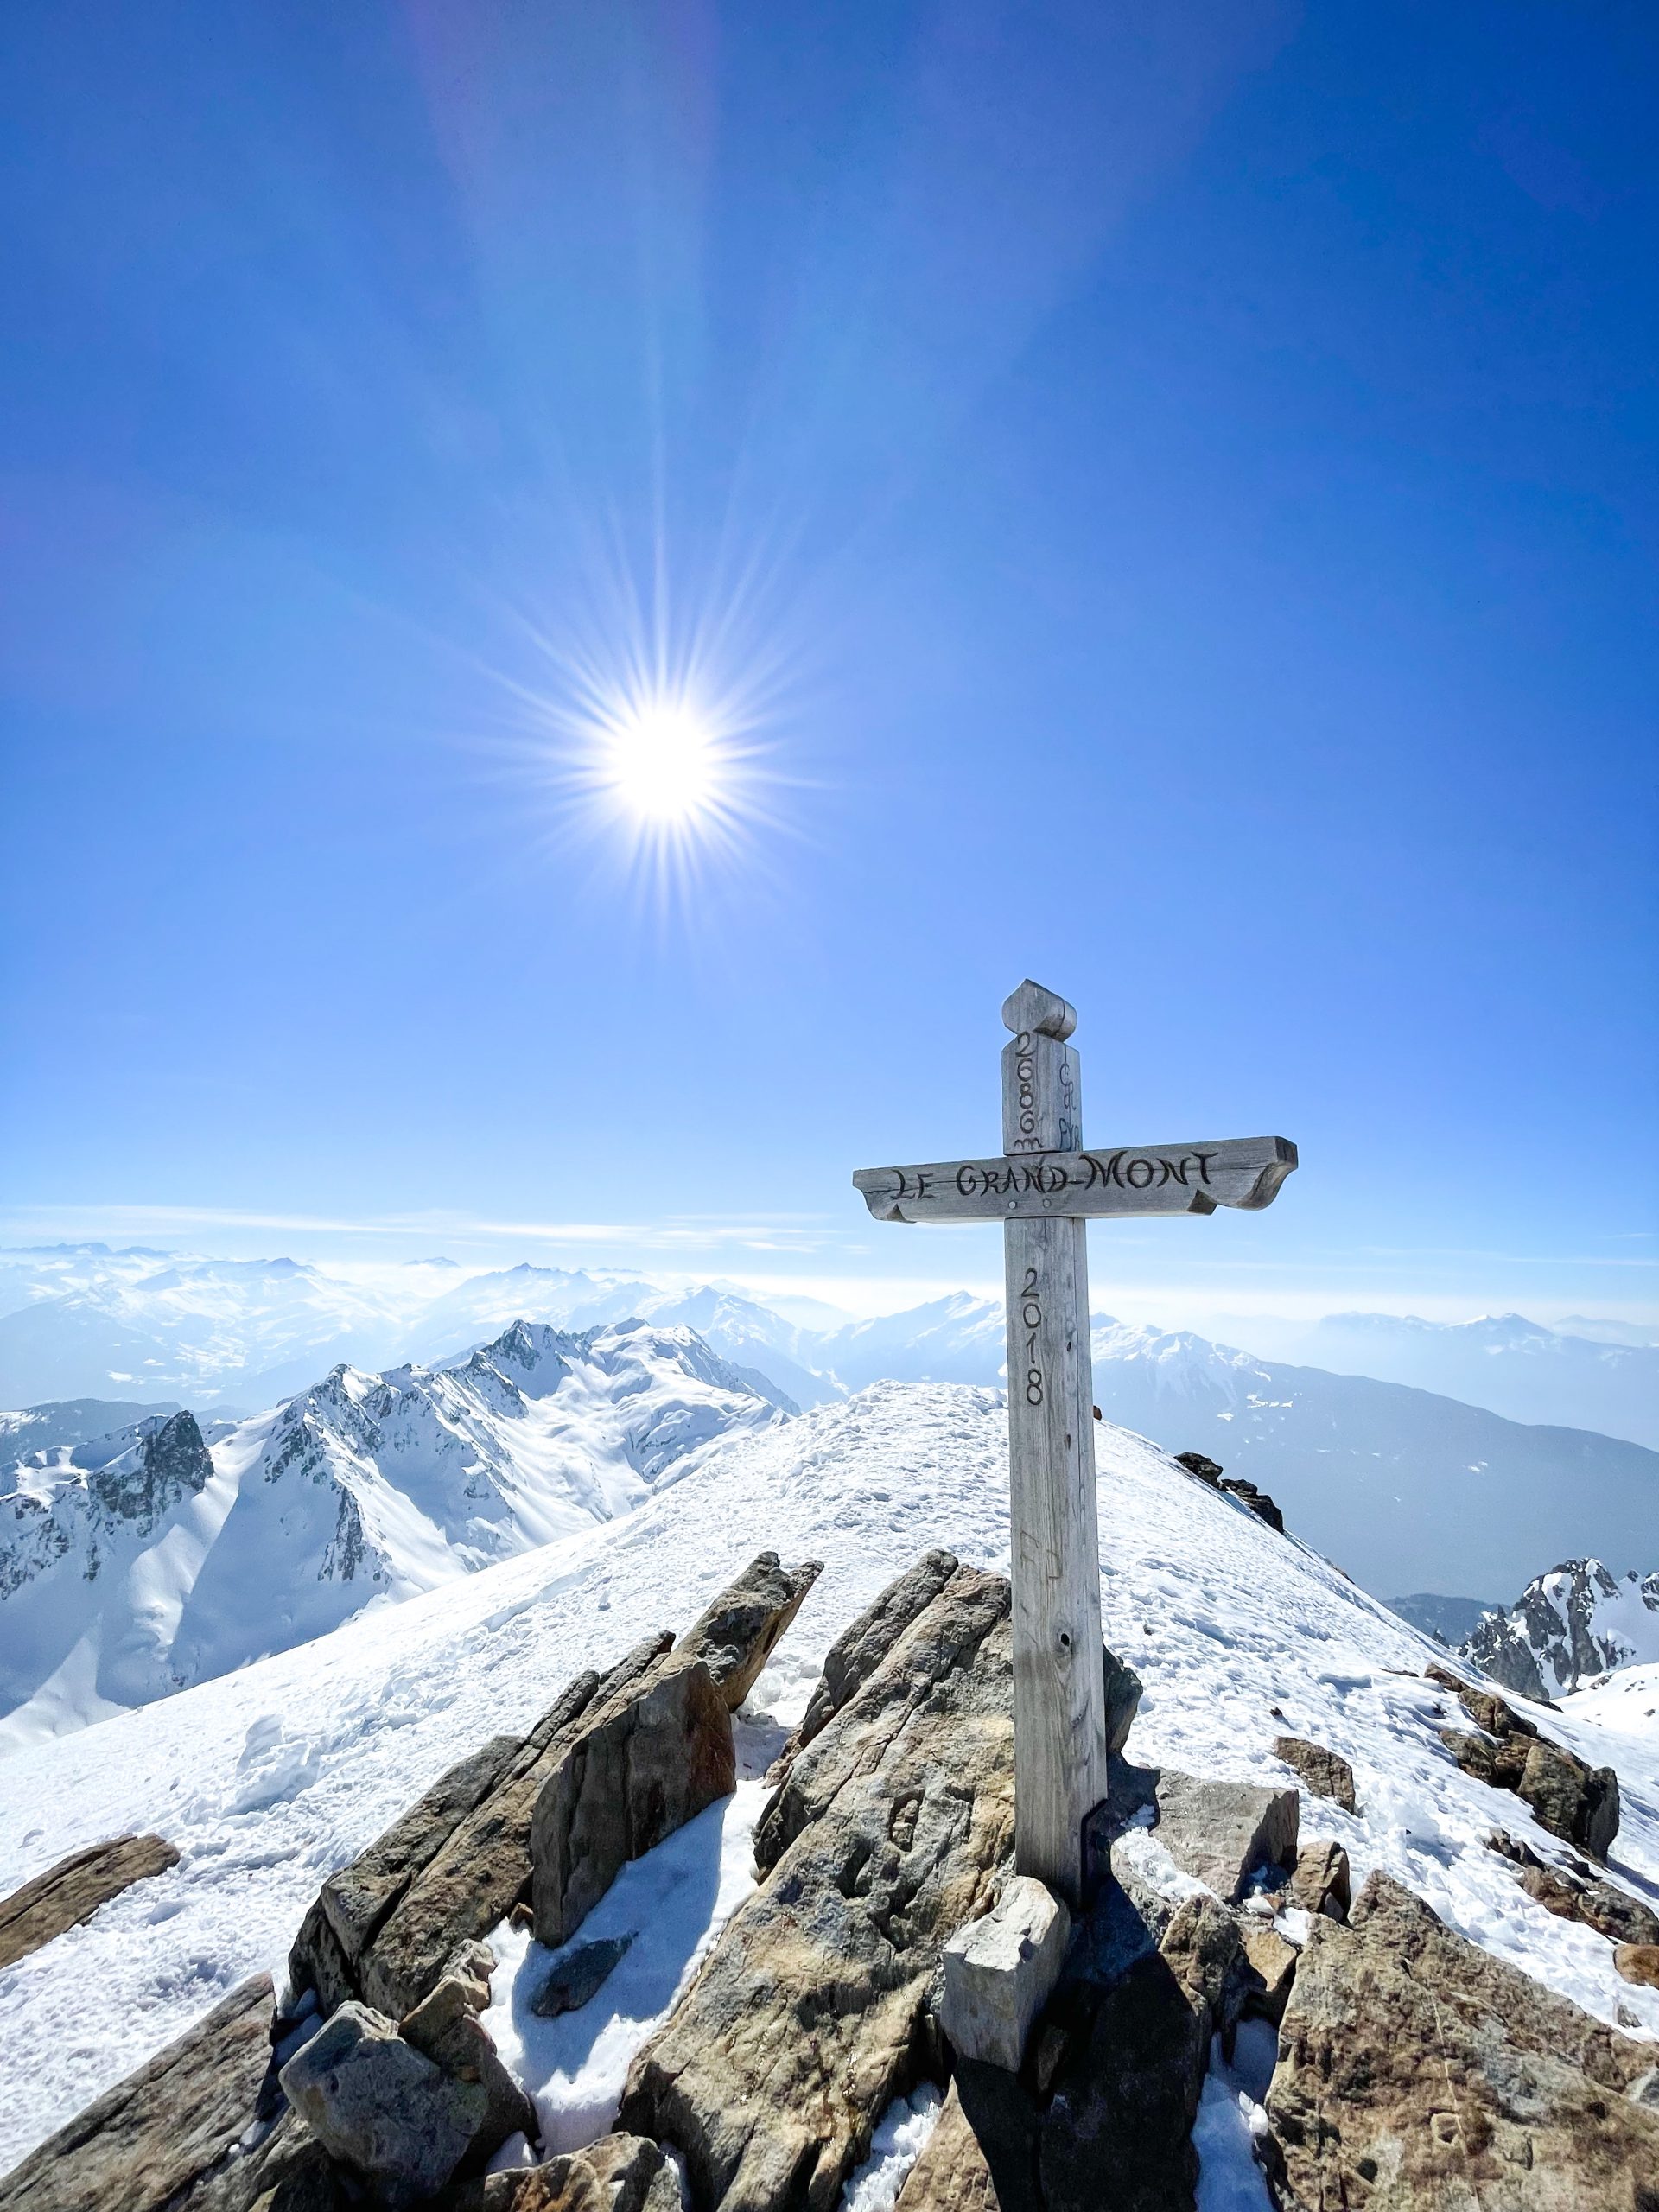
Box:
[1150,1773,1299,1904]
[1265,1871,1659,2209]
[1616,1944,1659,1989]
[401,1973,537,2164]
[290,1645,664,2021]
[1272,1736,1356,1814]
[281,2003,477,2205]
[0,1974,340,2212]
[795,1548,960,1745]
[620,1562,1016,2212]
[1040,1894,1248,2212]
[1516,1860,1659,1947]
[0,1832,180,1969]
[530,1648,734,1947]
[1171,1453,1284,1532]
[1429,1663,1620,1859]
[436,2134,682,2212]
[1462,1557,1659,1699]
[676,1550,823,1711]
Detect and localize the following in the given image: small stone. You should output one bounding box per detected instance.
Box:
[530,1935,634,2018]
[1241,1926,1297,2024]
[1272,1736,1357,1814]
[940,1876,1071,2074]
[1286,1839,1351,1923]
[279,1999,484,2205]
[402,1975,537,2175]
[1101,1644,1142,1758]
[1616,1944,1659,1989]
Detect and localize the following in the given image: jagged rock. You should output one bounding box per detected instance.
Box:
[1430,1665,1621,1859]
[892,2082,997,2212]
[1218,1477,1284,1533]
[1616,1944,1659,1989]
[1285,1838,1351,1923]
[1151,1772,1299,1904]
[1242,1923,1298,2024]
[620,1562,1016,2212]
[0,1973,340,2212]
[677,1551,823,1711]
[1484,1825,1547,1870]
[278,2000,485,2207]
[1518,1862,1659,1947]
[442,1938,498,2013]
[364,1643,668,2016]
[401,1974,537,2167]
[0,1831,180,1969]
[1265,1871,1659,2209]
[1272,1736,1357,1814]
[437,2133,682,2212]
[531,1648,735,1948]
[1463,1557,1659,1699]
[531,1935,634,2018]
[1173,1452,1224,1484]
[290,1642,670,2023]
[1100,1645,1142,1758]
[940,1876,1071,2073]
[795,1548,960,1745]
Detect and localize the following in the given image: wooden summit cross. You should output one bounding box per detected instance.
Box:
[853,980,1298,1910]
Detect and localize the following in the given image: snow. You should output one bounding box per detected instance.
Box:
[480,1779,771,2155]
[838,2085,944,2212]
[0,1321,784,1749]
[0,1382,1655,2178]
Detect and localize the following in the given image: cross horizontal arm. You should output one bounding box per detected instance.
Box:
[853,1135,1297,1223]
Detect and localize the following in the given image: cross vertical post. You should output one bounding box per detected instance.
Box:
[999,981,1108,1910]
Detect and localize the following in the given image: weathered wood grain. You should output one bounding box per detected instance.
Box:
[1000,1008,1107,1910]
[854,1134,1297,1223]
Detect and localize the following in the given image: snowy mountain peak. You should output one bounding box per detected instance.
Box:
[1461,1556,1659,1698]
[0,1320,788,1752]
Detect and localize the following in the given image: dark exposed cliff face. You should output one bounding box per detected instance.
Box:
[1463,1557,1659,1697]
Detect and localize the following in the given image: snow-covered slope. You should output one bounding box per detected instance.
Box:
[1083,1320,1659,1600]
[1461,1558,1659,1698]
[1,1382,1653,2176]
[0,1320,784,1753]
[813,1293,1007,1390]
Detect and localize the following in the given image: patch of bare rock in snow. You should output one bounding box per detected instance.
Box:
[0,1381,1655,2209]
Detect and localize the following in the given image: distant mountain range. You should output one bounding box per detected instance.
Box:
[0,1319,784,1751]
[1459,1557,1659,1700]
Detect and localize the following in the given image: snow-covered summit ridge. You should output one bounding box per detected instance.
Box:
[0,1319,785,1753]
[1461,1557,1659,1700]
[0,1380,1652,2177]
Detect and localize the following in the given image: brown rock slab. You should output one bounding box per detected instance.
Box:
[1242,1923,1298,2024]
[1616,1944,1659,1989]
[1266,1870,1659,2209]
[893,2082,1001,2212]
[794,1548,960,1747]
[1519,1863,1659,1947]
[1285,1838,1351,1923]
[0,1833,180,1969]
[1272,1735,1357,1814]
[677,1551,823,1711]
[0,1972,338,2212]
[530,1647,735,1948]
[437,2133,681,2212]
[358,1656,655,2018]
[1429,1666,1621,1860]
[620,1562,1016,2212]
[1151,1772,1299,1904]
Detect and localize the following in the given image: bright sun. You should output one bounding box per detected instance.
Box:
[603,700,721,824]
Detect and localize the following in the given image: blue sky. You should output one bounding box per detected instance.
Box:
[2,1,1655,1326]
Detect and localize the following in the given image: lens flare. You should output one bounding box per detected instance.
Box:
[602,699,721,823]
